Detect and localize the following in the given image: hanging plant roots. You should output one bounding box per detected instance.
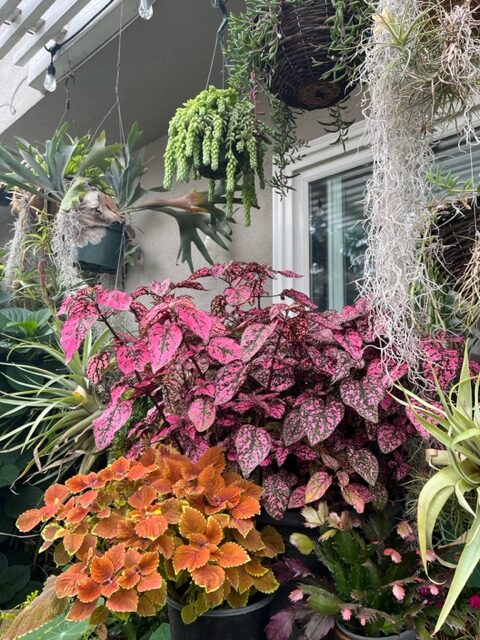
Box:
[270,0,355,110]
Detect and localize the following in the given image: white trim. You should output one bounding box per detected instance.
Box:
[272,120,370,298]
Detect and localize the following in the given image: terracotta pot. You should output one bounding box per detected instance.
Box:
[335,621,416,640]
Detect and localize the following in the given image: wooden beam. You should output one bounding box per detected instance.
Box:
[0,0,54,59]
[0,0,21,24]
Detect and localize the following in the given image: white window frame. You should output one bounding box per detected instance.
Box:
[272,120,370,300]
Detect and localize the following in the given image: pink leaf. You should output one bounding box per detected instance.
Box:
[234,425,272,477]
[177,306,212,341]
[304,472,332,504]
[281,289,317,309]
[207,337,242,364]
[340,377,385,423]
[333,328,364,360]
[341,484,366,514]
[262,473,291,520]
[300,397,344,446]
[225,285,252,306]
[60,305,99,362]
[116,340,150,375]
[377,424,406,454]
[347,448,379,486]
[214,361,247,406]
[240,322,277,362]
[188,398,216,433]
[288,486,306,509]
[150,279,171,297]
[282,410,305,446]
[93,399,133,450]
[148,323,183,372]
[96,289,132,311]
[265,609,296,640]
[86,352,110,384]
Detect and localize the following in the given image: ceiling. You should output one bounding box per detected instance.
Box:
[1,0,244,148]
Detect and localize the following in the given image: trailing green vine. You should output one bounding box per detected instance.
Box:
[163,86,270,225]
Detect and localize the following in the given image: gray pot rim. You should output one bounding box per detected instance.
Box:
[166,593,274,618]
[336,621,416,640]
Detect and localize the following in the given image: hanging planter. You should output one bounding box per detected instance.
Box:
[270,0,354,110]
[335,622,416,640]
[167,594,275,640]
[76,222,125,274]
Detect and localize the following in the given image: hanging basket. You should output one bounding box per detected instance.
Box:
[270,0,355,111]
[436,196,479,289]
[76,223,125,274]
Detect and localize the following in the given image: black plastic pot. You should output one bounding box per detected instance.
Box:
[335,622,416,640]
[76,223,125,274]
[167,594,274,640]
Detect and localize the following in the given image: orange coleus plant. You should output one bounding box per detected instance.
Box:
[17,446,284,624]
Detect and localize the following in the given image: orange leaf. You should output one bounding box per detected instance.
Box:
[41,523,66,542]
[173,545,210,572]
[199,465,225,495]
[101,578,120,598]
[76,534,97,561]
[127,464,150,481]
[128,485,157,510]
[253,571,279,594]
[230,495,260,520]
[137,595,156,617]
[55,564,86,598]
[64,531,85,556]
[118,567,140,590]
[65,506,89,524]
[138,551,159,575]
[107,589,138,613]
[137,572,163,592]
[228,518,254,537]
[16,509,42,532]
[160,498,183,524]
[212,514,230,528]
[217,542,250,568]
[44,484,70,506]
[77,490,99,509]
[224,567,239,590]
[205,586,224,608]
[245,558,268,577]
[226,588,249,608]
[93,513,123,538]
[178,507,206,539]
[109,457,131,478]
[197,447,226,472]
[104,543,126,572]
[261,525,285,557]
[237,567,254,594]
[66,473,102,493]
[67,600,97,621]
[205,517,223,546]
[124,549,141,568]
[54,542,70,567]
[90,556,115,584]
[151,534,175,559]
[228,476,263,501]
[116,519,135,539]
[77,578,103,603]
[234,528,265,552]
[135,515,168,540]
[191,565,225,593]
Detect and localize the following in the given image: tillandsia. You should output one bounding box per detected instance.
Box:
[56,261,462,521]
[16,446,284,623]
[163,86,269,225]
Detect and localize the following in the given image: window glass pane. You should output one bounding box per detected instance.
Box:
[308,134,480,310]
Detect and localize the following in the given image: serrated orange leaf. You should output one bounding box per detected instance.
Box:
[16,509,42,532]
[213,513,230,528]
[118,567,140,589]
[245,558,268,577]
[160,498,182,524]
[65,506,89,524]
[44,484,70,505]
[55,563,86,598]
[199,465,224,495]
[234,528,265,552]
[191,565,225,593]
[54,542,70,566]
[101,578,120,598]
[67,600,97,621]
[76,533,97,561]
[63,531,85,555]
[197,447,226,472]
[77,490,99,509]
[205,586,224,608]
[138,572,163,592]
[116,519,135,539]
[124,549,141,568]
[135,515,168,539]
[224,567,239,590]
[228,476,263,500]
[138,551,158,575]
[230,495,260,520]
[90,556,115,584]
[128,485,157,510]
[229,517,254,537]
[104,543,126,572]
[109,457,131,478]
[179,507,206,539]
[217,542,250,568]
[107,588,138,613]
[261,525,285,557]
[151,533,175,559]
[226,588,249,608]
[173,545,210,572]
[236,567,254,594]
[77,578,103,603]
[127,464,150,481]
[253,571,279,594]
[205,517,223,545]
[66,473,102,493]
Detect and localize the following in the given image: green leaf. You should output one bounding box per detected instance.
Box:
[0,565,30,603]
[18,612,89,640]
[147,624,171,640]
[0,463,19,487]
[5,485,43,518]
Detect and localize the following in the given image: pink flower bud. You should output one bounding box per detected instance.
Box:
[289,588,304,603]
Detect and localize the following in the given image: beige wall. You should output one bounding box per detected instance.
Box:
[126,92,364,292]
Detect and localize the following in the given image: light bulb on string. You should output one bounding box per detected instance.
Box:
[44,62,57,92]
[139,0,153,19]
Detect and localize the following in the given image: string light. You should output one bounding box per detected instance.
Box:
[44,60,57,92]
[138,0,153,20]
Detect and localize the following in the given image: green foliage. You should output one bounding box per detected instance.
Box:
[163,86,269,225]
[18,612,89,640]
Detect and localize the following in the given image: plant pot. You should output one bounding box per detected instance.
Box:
[166,594,274,640]
[197,144,248,181]
[76,223,125,274]
[335,621,416,640]
[270,0,356,110]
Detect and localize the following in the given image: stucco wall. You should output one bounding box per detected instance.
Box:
[126,93,364,292]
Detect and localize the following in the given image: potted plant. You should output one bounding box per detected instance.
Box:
[267,506,456,640]
[163,86,271,225]
[56,262,461,529]
[16,446,284,639]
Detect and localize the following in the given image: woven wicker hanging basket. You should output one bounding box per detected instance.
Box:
[436,196,479,288]
[270,0,355,111]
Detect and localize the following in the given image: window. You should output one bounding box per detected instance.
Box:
[273,122,480,309]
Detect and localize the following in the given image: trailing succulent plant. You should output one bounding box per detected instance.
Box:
[56,262,462,522]
[17,446,283,623]
[163,86,270,225]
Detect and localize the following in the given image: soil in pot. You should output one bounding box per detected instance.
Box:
[76,223,125,274]
[335,621,416,640]
[167,594,274,640]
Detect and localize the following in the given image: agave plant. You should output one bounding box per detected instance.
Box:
[401,346,480,632]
